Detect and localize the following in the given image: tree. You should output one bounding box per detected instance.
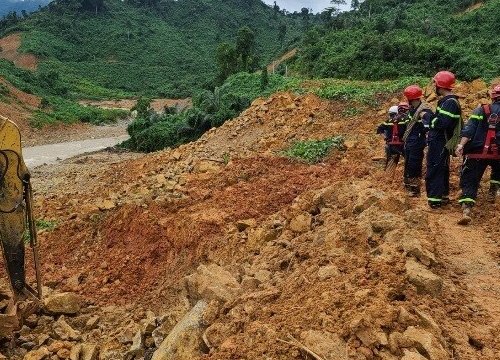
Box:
[216,42,238,84]
[278,23,287,49]
[328,0,347,15]
[351,0,360,10]
[236,26,256,72]
[260,67,269,90]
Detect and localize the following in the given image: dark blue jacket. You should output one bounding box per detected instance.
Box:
[425,95,462,143]
[377,116,407,143]
[462,101,500,154]
[405,107,432,149]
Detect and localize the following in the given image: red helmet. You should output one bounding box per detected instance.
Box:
[404,85,423,101]
[491,85,500,100]
[433,71,456,90]
[398,102,410,113]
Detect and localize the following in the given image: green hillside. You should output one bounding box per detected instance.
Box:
[295,0,499,81]
[3,0,301,98]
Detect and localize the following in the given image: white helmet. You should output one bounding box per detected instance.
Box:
[388,105,399,115]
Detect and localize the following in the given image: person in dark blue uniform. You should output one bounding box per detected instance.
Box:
[402,85,433,196]
[424,71,462,208]
[455,85,500,224]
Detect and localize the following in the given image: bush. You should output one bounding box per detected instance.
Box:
[283,136,345,163]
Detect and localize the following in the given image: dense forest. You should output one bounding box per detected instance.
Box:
[295,0,499,81]
[1,0,302,98]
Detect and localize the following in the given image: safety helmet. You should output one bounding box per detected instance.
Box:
[433,71,456,90]
[388,105,399,115]
[490,85,500,100]
[404,85,423,101]
[398,102,410,112]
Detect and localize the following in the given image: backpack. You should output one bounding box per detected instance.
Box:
[482,104,500,146]
[444,97,463,155]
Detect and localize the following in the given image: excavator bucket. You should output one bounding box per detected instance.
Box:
[0,115,42,337]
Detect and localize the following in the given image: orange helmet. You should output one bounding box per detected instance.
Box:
[433,71,456,90]
[491,85,500,100]
[404,85,423,101]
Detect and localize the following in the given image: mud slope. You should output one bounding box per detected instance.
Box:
[2,86,499,359]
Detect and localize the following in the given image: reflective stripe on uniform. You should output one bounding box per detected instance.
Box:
[427,198,442,203]
[431,117,438,129]
[490,180,500,185]
[458,198,476,204]
[437,106,461,119]
[469,114,484,121]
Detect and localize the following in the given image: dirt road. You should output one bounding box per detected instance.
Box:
[24,134,129,168]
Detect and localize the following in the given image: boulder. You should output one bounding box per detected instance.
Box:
[151,301,208,360]
[43,293,82,315]
[126,330,144,359]
[185,264,241,303]
[400,327,448,360]
[301,330,348,360]
[52,316,81,341]
[24,347,50,360]
[236,218,256,232]
[401,237,436,267]
[81,344,99,360]
[405,259,443,296]
[289,213,312,233]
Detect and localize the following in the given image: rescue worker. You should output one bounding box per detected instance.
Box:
[424,71,462,208]
[402,85,433,196]
[376,105,406,170]
[455,85,500,224]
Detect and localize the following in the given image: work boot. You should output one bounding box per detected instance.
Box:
[458,203,473,225]
[487,183,499,203]
[405,178,420,197]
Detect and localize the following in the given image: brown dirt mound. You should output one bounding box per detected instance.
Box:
[0,33,38,71]
[5,88,498,359]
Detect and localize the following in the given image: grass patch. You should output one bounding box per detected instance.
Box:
[283,136,345,163]
[36,219,57,231]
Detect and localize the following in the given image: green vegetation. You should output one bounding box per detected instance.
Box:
[124,72,432,153]
[296,0,500,81]
[1,0,302,98]
[283,137,346,163]
[35,219,57,231]
[0,59,127,127]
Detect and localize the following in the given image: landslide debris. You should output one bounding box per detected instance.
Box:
[2,86,499,359]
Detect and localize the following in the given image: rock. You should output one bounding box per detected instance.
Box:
[85,316,100,330]
[317,265,340,280]
[236,218,257,231]
[44,293,82,315]
[400,327,448,360]
[193,161,220,173]
[141,312,157,335]
[52,316,81,341]
[126,330,144,359]
[81,344,99,360]
[247,227,279,250]
[405,259,443,296]
[301,330,348,360]
[25,314,38,328]
[0,353,6,359]
[253,270,272,283]
[185,264,241,303]
[414,309,443,342]
[117,322,140,344]
[402,237,436,267]
[96,199,115,210]
[240,276,260,290]
[401,349,428,360]
[289,213,312,233]
[151,301,208,360]
[57,349,71,359]
[24,347,50,360]
[69,344,82,360]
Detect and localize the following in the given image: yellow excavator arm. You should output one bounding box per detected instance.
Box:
[0,115,42,337]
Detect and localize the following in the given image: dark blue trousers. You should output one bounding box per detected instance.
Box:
[404,146,425,179]
[426,140,450,203]
[459,158,500,205]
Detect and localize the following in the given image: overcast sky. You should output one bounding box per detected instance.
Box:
[263,0,350,13]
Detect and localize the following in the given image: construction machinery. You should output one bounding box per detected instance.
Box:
[0,115,42,337]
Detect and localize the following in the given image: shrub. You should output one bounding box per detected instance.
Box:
[283,136,345,163]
